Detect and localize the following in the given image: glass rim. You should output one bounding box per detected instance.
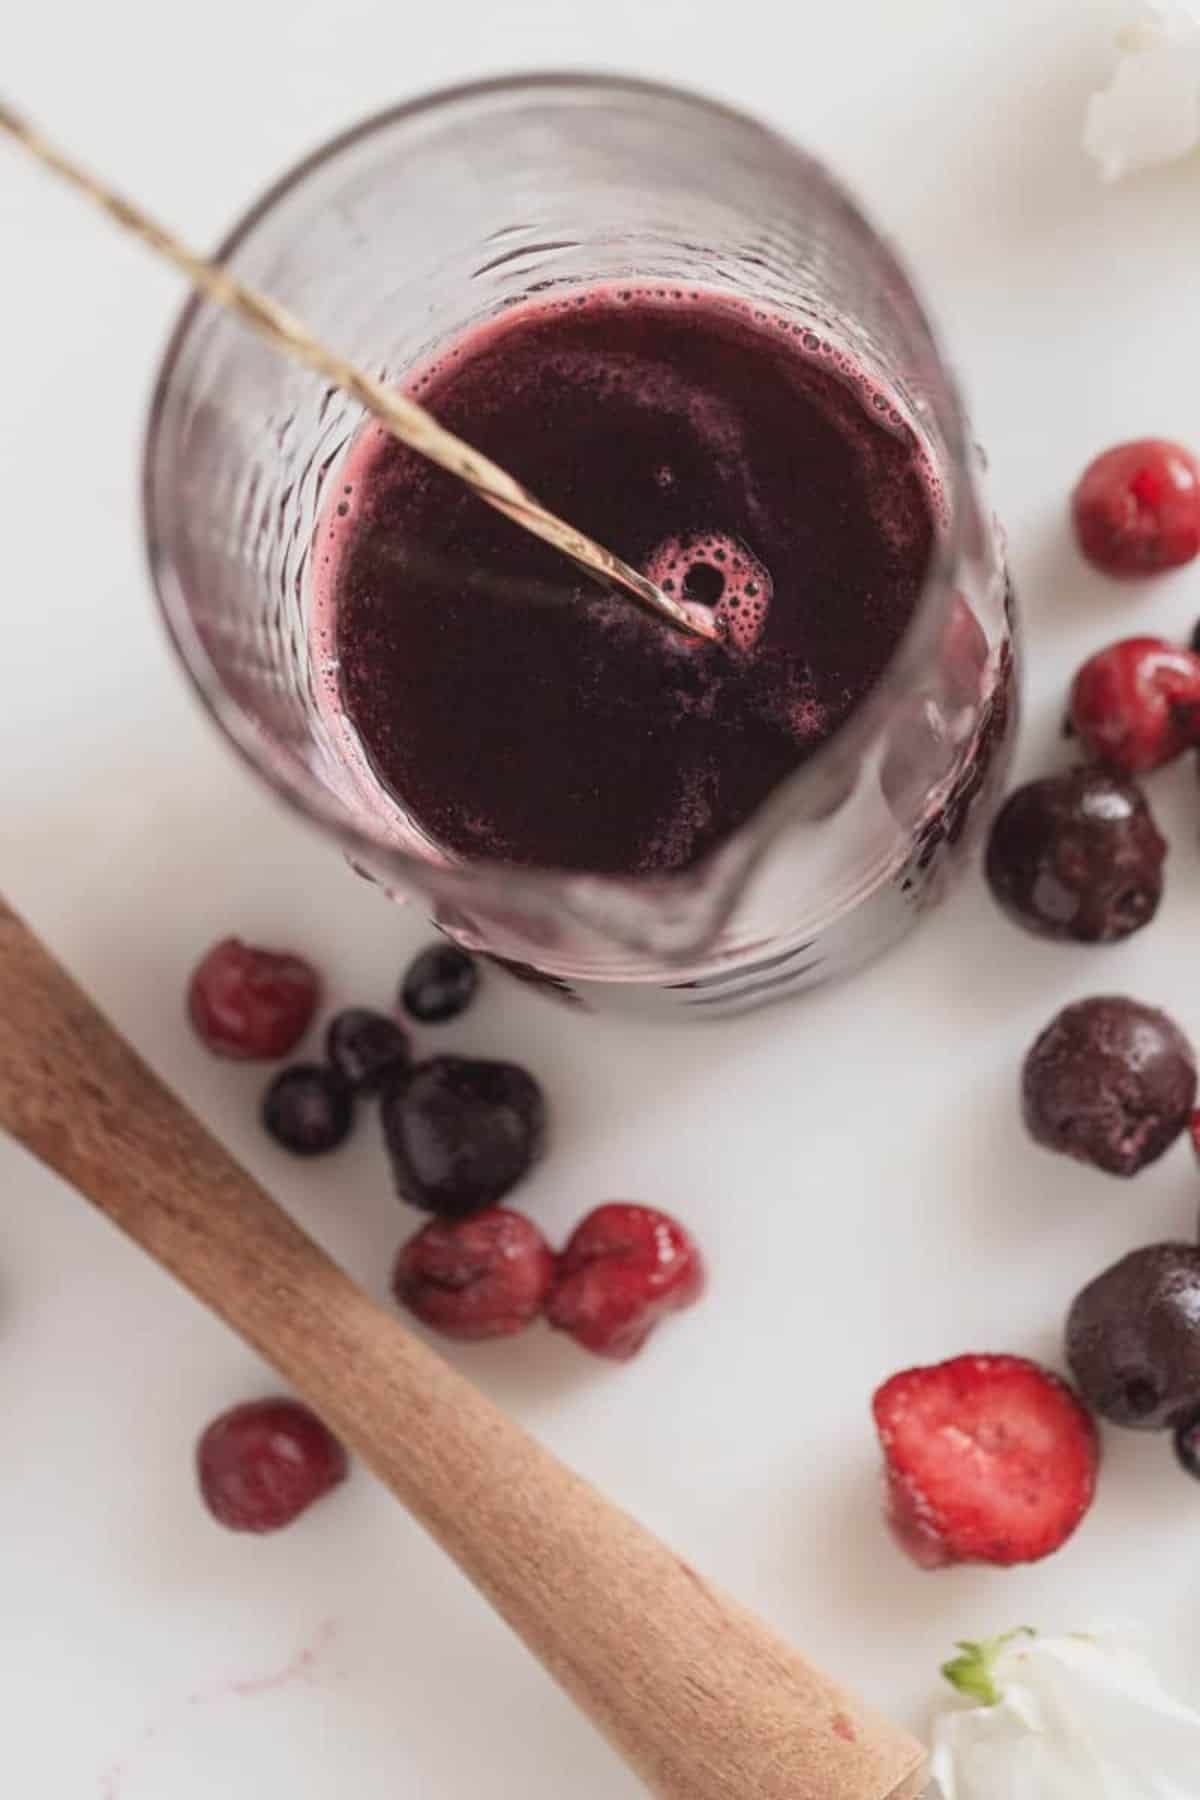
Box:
[142,69,972,921]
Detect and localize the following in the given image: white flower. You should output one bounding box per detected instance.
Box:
[931,1628,1200,1799]
[1084,2,1200,179]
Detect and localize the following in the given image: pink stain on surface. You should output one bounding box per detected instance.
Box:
[98,1722,161,1799]
[831,1710,858,1743]
[191,1618,337,1704]
[98,1621,337,1796]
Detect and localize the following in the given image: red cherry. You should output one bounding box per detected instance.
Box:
[392,1208,555,1340]
[1068,636,1200,773]
[1072,439,1200,576]
[188,938,320,1060]
[545,1204,705,1361]
[196,1399,347,1532]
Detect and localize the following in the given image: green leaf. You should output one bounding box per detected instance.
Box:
[941,1629,1036,1706]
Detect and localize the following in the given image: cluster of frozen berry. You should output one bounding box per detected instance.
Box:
[185,935,704,1532]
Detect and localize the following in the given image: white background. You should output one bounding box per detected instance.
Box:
[5,1,1200,1793]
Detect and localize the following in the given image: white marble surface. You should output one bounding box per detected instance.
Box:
[5,1,1200,1793]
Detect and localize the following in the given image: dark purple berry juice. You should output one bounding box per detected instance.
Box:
[315,288,938,877]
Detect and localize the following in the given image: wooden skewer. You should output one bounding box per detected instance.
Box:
[0,895,929,1800]
[0,99,719,644]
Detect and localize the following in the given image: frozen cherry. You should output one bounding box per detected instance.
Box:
[196,1398,348,1532]
[984,767,1166,942]
[545,1204,705,1361]
[262,1064,353,1155]
[380,1056,545,1214]
[1072,438,1200,576]
[325,1007,410,1093]
[1067,1244,1200,1429]
[1068,637,1200,773]
[392,1207,555,1340]
[401,943,479,1024]
[1174,1407,1200,1479]
[187,937,320,1060]
[1022,996,1197,1177]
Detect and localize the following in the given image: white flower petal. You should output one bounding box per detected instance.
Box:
[931,1632,1200,1800]
[1084,4,1200,179]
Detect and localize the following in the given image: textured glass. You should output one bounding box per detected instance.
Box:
[146,75,1015,1018]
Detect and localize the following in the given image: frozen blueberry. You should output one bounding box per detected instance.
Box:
[325,1008,410,1092]
[262,1064,354,1155]
[401,943,479,1024]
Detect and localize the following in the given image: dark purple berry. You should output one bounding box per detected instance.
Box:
[1174,1407,1200,1477]
[1067,1244,1200,1429]
[197,1398,347,1532]
[262,1063,353,1155]
[325,1007,410,1092]
[1023,996,1197,1177]
[380,1055,545,1215]
[401,943,479,1024]
[985,768,1166,942]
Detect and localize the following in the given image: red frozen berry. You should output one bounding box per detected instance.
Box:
[188,938,320,1060]
[1068,636,1200,773]
[392,1207,554,1340]
[545,1204,705,1362]
[872,1354,1098,1569]
[1072,438,1200,576]
[196,1398,347,1533]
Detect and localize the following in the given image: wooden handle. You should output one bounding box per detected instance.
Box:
[0,897,926,1800]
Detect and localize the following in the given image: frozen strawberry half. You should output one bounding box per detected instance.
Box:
[871,1354,1099,1569]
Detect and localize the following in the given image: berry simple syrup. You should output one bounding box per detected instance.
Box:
[314,287,940,877]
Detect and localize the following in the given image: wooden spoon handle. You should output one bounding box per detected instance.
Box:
[0,897,926,1800]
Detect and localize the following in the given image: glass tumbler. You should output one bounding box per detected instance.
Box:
[145,74,1016,1020]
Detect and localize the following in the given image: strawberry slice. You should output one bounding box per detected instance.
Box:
[872,1354,1099,1569]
